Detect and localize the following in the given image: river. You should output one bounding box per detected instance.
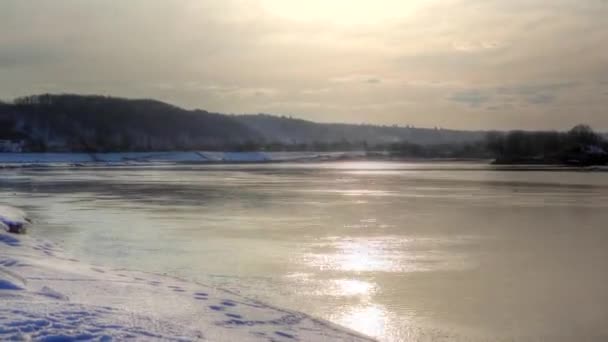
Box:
[1,162,607,341]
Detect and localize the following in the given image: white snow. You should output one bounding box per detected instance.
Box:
[201,152,270,162]
[0,153,94,164]
[95,152,207,163]
[0,205,30,234]
[0,206,373,341]
[0,151,367,166]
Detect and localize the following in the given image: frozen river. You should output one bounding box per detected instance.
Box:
[2,162,608,341]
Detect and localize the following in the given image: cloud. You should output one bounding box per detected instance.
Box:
[329,75,383,84]
[452,40,507,52]
[449,81,580,110]
[1,0,607,130]
[495,82,579,96]
[192,84,280,98]
[449,90,491,107]
[525,94,556,105]
[300,88,332,95]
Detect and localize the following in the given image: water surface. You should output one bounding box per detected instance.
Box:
[2,162,608,341]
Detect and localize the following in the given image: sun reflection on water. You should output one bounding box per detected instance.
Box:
[305,238,403,273]
[297,231,478,340]
[316,278,376,297]
[304,236,476,273]
[335,279,374,296]
[332,304,390,340]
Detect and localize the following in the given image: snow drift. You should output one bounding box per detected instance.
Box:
[0,205,30,234]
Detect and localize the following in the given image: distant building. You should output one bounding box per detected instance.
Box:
[584,145,607,156]
[0,140,24,152]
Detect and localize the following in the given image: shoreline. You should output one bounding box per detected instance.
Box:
[0,206,375,341]
[0,152,606,172]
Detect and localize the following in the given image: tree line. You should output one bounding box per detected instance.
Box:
[485,125,608,165]
[0,94,606,165]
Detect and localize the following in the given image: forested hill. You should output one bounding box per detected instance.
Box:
[234,114,484,146]
[0,95,260,152]
[0,94,484,152]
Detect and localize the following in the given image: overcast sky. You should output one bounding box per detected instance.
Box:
[1,0,607,130]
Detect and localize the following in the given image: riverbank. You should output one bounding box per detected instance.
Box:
[2,152,608,174]
[0,206,373,341]
[0,151,369,166]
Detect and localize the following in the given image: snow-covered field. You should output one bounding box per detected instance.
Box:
[0,206,373,341]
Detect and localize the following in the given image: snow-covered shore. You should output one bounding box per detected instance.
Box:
[0,206,373,341]
[0,152,366,166]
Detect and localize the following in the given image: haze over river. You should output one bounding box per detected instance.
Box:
[2,162,607,341]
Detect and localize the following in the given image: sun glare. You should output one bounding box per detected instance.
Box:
[333,304,390,339]
[260,0,424,25]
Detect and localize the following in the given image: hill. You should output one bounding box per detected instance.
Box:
[0,94,260,152]
[234,114,484,146]
[0,94,483,152]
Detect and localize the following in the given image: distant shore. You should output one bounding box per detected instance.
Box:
[1,152,607,172]
[0,151,488,166]
[0,151,366,165]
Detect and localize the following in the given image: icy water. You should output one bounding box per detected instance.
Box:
[2,162,608,341]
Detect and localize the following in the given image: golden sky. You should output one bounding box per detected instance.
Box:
[1,0,607,129]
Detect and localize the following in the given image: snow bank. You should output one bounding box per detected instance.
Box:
[0,151,366,166]
[0,206,372,341]
[0,205,30,234]
[0,153,94,164]
[95,152,207,163]
[200,152,270,162]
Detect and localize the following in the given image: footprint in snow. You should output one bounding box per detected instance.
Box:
[275,331,298,340]
[0,234,21,247]
[194,292,208,301]
[168,286,185,292]
[0,267,26,290]
[0,259,16,267]
[0,304,197,341]
[0,258,25,267]
[221,300,237,307]
[0,279,23,291]
[37,286,69,301]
